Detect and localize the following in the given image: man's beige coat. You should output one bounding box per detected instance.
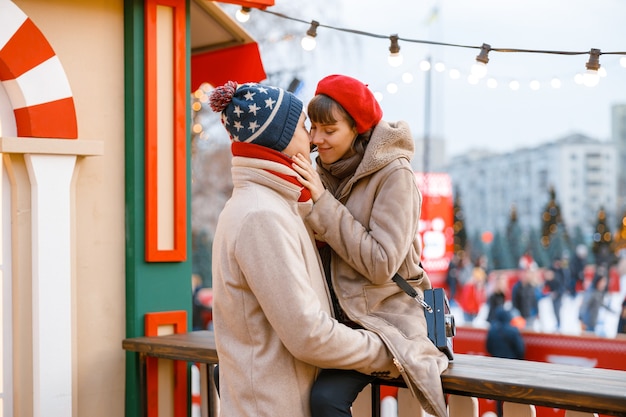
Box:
[212,154,400,417]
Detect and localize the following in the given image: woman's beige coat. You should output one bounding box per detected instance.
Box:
[306,120,450,417]
[212,154,399,417]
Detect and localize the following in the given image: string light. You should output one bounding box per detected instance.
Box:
[388,34,403,67]
[583,48,601,87]
[235,7,251,23]
[301,20,319,51]
[386,82,398,93]
[471,43,491,79]
[243,7,626,99]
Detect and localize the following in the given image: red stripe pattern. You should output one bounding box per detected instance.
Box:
[0,13,77,138]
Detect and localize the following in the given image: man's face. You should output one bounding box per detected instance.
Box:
[282,112,312,161]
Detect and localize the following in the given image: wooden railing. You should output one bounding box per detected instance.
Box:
[122,330,626,417]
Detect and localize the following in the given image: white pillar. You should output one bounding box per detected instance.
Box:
[25,153,76,417]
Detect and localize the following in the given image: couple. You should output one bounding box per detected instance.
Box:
[209,75,449,417]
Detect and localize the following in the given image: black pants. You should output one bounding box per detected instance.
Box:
[310,369,376,417]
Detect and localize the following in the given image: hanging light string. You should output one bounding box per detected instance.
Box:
[258,8,626,57]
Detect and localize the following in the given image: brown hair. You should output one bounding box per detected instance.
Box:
[307,94,356,128]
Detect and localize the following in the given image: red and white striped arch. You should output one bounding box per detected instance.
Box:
[0,0,78,139]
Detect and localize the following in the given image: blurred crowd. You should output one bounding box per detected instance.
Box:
[445,247,626,338]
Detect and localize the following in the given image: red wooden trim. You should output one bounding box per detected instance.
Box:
[0,18,55,80]
[144,0,187,262]
[190,42,266,91]
[214,0,275,8]
[0,15,78,139]
[13,97,78,139]
[145,311,188,417]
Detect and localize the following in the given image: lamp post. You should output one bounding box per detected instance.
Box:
[423,54,432,176]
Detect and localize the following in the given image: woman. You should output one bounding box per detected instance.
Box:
[293,74,449,417]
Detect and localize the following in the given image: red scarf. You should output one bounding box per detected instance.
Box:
[231,142,311,202]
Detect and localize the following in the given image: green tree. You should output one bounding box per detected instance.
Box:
[613,210,626,257]
[528,227,550,268]
[592,206,614,266]
[490,230,513,270]
[452,188,468,256]
[506,204,524,269]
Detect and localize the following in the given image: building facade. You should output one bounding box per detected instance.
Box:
[0,1,268,416]
[445,134,618,241]
[613,104,626,211]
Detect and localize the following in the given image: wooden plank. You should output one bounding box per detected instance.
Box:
[123,330,218,363]
[122,331,626,417]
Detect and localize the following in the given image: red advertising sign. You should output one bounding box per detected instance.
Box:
[414,173,454,286]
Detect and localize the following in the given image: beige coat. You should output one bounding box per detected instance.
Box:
[212,154,399,417]
[306,120,450,417]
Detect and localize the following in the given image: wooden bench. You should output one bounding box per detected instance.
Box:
[123,330,626,417]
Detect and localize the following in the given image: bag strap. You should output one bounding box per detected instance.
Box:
[392,273,433,313]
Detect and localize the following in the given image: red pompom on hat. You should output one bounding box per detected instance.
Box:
[314,74,383,134]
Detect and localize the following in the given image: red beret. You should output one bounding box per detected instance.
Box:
[314,74,383,134]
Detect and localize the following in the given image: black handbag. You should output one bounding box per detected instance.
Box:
[392,273,455,360]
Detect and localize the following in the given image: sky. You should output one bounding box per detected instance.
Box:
[236,0,626,159]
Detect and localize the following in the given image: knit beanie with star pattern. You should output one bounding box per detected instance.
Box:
[209,81,303,152]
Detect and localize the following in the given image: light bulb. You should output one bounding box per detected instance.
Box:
[583,69,600,87]
[574,73,584,85]
[509,80,520,91]
[486,78,498,89]
[301,20,319,51]
[388,53,403,67]
[386,83,398,94]
[471,61,487,79]
[388,35,403,67]
[402,72,414,83]
[471,43,490,79]
[550,78,562,89]
[529,80,540,91]
[419,60,431,71]
[235,7,251,23]
[583,48,601,87]
[301,36,316,51]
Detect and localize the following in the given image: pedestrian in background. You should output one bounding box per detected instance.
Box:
[545,256,567,331]
[579,266,610,333]
[512,265,540,330]
[458,256,487,324]
[487,273,509,323]
[486,306,525,417]
[569,244,588,296]
[617,296,626,335]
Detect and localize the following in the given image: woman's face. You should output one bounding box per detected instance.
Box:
[282,112,312,161]
[310,108,358,164]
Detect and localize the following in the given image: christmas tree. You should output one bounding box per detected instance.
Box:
[452,188,468,256]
